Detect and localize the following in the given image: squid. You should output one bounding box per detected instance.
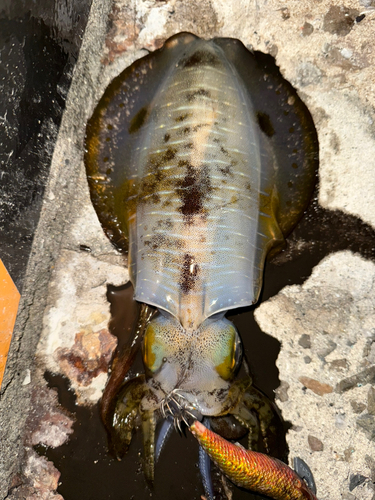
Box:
[85,33,318,498]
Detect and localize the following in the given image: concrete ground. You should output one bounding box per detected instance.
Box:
[1,1,375,499]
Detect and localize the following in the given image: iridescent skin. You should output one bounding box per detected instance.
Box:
[85,32,318,490]
[191,420,318,500]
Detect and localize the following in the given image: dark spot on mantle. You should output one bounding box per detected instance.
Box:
[180,253,199,293]
[176,160,213,222]
[144,234,166,251]
[217,164,233,177]
[175,113,189,122]
[186,88,211,101]
[162,147,176,162]
[139,147,176,203]
[144,233,181,251]
[220,145,229,156]
[182,50,220,68]
[128,106,148,134]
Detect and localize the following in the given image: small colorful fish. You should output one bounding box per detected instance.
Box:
[190,420,318,500]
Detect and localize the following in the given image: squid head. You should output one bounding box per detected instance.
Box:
[108,314,246,482]
[141,314,243,416]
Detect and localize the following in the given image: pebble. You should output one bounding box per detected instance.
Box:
[299,376,333,396]
[336,365,375,393]
[298,334,311,349]
[328,358,349,371]
[301,22,314,36]
[367,386,375,416]
[349,474,367,491]
[350,400,366,414]
[275,380,289,402]
[308,435,324,451]
[356,414,375,442]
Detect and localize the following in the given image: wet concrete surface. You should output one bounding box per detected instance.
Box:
[0,1,92,291]
[0,2,92,496]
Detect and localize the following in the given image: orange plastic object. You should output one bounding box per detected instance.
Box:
[0,259,20,388]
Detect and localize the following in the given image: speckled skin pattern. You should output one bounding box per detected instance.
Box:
[191,420,318,500]
[85,32,317,334]
[85,32,318,487]
[123,37,279,331]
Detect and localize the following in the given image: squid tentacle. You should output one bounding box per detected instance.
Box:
[142,409,157,484]
[155,417,174,462]
[199,442,214,500]
[107,375,147,460]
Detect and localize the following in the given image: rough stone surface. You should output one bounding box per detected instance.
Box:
[7,451,64,500]
[0,1,113,496]
[56,328,117,386]
[255,252,375,500]
[37,248,126,404]
[25,380,74,448]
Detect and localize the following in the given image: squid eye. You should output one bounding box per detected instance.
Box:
[215,324,242,381]
[143,319,173,375]
[143,324,163,374]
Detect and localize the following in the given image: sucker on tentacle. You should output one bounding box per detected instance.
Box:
[160,389,201,432]
[190,420,318,500]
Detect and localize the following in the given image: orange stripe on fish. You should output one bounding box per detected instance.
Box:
[190,420,318,500]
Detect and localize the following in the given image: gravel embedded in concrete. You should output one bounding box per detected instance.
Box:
[255,252,375,500]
